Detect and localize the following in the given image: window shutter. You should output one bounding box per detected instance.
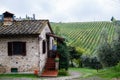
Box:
[22,42,26,56]
[8,42,12,56]
[43,40,46,54]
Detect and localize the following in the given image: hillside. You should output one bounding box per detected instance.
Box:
[51,21,115,54]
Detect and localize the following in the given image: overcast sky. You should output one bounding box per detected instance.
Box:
[0,0,120,22]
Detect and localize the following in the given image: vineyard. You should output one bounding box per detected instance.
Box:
[51,21,115,55]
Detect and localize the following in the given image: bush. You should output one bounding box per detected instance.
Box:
[113,62,120,72]
[58,69,69,76]
[81,55,102,69]
[97,42,118,67]
[81,55,90,67]
[90,57,102,69]
[69,46,83,67]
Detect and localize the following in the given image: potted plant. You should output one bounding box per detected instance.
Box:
[55,57,59,62]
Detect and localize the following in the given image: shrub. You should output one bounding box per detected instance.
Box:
[58,69,69,76]
[57,42,69,70]
[69,46,83,67]
[81,55,102,69]
[113,62,120,72]
[81,55,90,67]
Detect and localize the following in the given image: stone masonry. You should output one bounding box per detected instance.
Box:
[0,24,53,73]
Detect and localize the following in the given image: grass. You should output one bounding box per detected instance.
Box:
[69,67,120,79]
[0,69,70,78]
[0,70,69,78]
[0,73,38,78]
[0,67,120,79]
[94,67,120,79]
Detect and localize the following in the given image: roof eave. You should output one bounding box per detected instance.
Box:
[0,34,39,38]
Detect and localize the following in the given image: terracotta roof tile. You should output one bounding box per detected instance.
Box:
[0,20,48,35]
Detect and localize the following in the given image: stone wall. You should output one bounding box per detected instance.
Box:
[38,24,54,73]
[0,37,39,73]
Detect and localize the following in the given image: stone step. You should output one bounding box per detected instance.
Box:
[44,58,56,70]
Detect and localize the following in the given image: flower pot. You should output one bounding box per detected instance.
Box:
[34,69,38,75]
[55,62,59,70]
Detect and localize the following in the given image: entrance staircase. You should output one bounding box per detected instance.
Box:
[41,58,58,77]
[45,58,55,70]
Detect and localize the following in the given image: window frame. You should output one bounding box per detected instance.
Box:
[8,41,26,56]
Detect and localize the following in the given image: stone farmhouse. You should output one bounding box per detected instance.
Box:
[0,11,63,76]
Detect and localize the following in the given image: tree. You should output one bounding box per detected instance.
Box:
[97,42,117,67]
[57,41,69,71]
[112,40,120,62]
[112,22,120,62]
[111,16,116,22]
[54,25,69,70]
[97,28,118,67]
[69,47,83,67]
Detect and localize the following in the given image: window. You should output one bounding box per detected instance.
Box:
[11,68,18,72]
[42,40,46,54]
[8,42,26,56]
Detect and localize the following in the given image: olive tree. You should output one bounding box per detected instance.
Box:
[97,28,118,67]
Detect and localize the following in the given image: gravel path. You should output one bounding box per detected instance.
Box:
[74,76,109,80]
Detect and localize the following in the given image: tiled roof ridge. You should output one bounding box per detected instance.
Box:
[13,19,49,22]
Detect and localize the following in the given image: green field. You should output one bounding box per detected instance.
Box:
[51,21,115,54]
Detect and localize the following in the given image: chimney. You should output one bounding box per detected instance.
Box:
[33,14,35,20]
[3,11,14,25]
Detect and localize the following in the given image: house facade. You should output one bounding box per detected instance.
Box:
[0,11,56,73]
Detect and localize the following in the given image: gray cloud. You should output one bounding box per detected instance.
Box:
[0,0,120,22]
